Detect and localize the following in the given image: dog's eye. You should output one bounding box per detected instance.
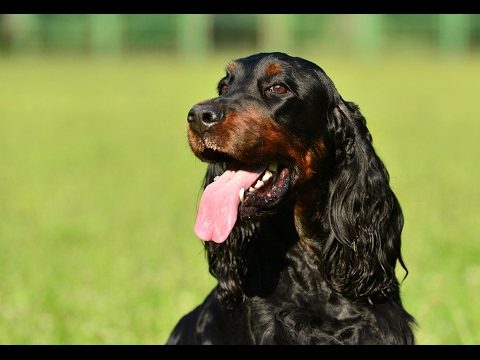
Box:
[267,84,288,94]
[219,84,228,95]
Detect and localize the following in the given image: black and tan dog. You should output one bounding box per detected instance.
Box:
[167,52,415,344]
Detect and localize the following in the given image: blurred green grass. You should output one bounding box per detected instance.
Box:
[0,52,479,344]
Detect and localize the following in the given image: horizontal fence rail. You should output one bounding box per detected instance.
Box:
[1,14,478,58]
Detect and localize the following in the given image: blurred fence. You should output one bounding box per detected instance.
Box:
[1,14,479,58]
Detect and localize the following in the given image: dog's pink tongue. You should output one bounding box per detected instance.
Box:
[194,163,266,243]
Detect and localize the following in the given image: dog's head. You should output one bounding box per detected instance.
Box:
[186,52,406,304]
[187,52,341,243]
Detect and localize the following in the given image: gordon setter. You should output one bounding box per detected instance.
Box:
[167,52,416,345]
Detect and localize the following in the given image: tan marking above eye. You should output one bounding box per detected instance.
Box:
[266,63,282,76]
[226,61,236,72]
[219,84,228,94]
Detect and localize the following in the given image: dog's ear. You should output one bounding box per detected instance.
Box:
[322,101,407,303]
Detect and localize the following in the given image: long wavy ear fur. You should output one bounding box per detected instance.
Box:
[322,101,407,304]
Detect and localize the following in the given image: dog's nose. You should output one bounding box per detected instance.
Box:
[187,104,225,135]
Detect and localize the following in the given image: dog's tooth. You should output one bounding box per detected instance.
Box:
[254,180,264,189]
[267,162,278,172]
[239,188,245,203]
[262,170,272,182]
[248,187,255,192]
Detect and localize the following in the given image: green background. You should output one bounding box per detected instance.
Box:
[1,14,479,344]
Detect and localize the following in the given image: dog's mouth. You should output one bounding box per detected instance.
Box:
[237,160,290,215]
[194,153,291,244]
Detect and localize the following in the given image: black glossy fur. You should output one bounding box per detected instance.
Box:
[167,52,415,344]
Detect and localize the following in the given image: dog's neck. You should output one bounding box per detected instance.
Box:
[205,195,338,308]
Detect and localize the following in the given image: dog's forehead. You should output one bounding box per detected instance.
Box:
[225,53,303,77]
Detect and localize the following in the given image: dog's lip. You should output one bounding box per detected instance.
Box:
[199,147,234,163]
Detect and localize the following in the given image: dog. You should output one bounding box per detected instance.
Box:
[166,52,415,344]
